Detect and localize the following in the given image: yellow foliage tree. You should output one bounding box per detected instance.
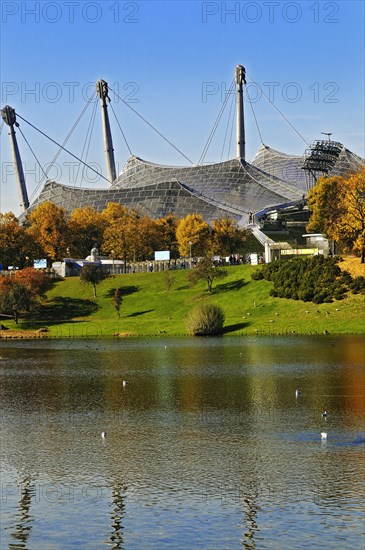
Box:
[307,169,365,263]
[175,214,210,257]
[69,206,105,258]
[0,212,38,269]
[155,214,179,258]
[210,217,248,255]
[26,202,69,265]
[101,202,140,270]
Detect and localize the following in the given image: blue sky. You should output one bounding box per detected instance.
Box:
[1,0,364,215]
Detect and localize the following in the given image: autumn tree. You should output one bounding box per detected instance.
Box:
[79,264,108,298]
[0,267,54,323]
[176,214,210,258]
[68,206,105,258]
[0,212,39,269]
[101,202,140,271]
[306,175,346,238]
[307,169,365,263]
[188,257,228,293]
[210,217,248,256]
[134,216,160,260]
[13,268,53,299]
[155,214,179,259]
[26,202,69,265]
[113,288,123,318]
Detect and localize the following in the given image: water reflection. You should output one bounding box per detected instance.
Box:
[241,495,259,549]
[0,336,364,549]
[8,475,34,550]
[108,484,127,549]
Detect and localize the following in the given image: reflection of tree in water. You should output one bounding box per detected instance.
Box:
[9,475,35,549]
[109,483,127,550]
[241,493,259,549]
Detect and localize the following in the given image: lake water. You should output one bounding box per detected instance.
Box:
[0,335,364,549]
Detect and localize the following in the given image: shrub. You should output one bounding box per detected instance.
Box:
[350,276,365,294]
[186,303,225,336]
[252,256,359,303]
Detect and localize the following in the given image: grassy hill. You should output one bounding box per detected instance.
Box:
[1,264,364,338]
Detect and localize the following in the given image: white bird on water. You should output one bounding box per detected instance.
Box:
[101,431,107,438]
[321,410,327,418]
[295,389,302,397]
[122,380,129,387]
[321,432,327,440]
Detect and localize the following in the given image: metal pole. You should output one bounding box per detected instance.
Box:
[235,65,246,161]
[96,80,117,184]
[1,105,29,211]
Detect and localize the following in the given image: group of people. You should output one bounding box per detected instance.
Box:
[228,255,241,265]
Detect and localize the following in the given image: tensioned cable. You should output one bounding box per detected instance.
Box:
[246,86,264,145]
[17,126,49,191]
[42,91,98,184]
[199,78,235,165]
[16,113,110,184]
[228,99,236,160]
[220,88,235,162]
[75,98,98,187]
[109,87,194,165]
[109,102,133,157]
[246,74,308,146]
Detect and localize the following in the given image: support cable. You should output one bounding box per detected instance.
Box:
[246,87,264,145]
[109,86,195,165]
[17,126,48,185]
[42,91,97,183]
[16,113,110,184]
[109,102,133,156]
[220,88,235,162]
[199,78,235,165]
[228,98,236,160]
[247,74,308,146]
[75,99,98,186]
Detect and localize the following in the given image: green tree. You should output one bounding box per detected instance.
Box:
[80,265,108,298]
[0,279,33,324]
[188,257,228,293]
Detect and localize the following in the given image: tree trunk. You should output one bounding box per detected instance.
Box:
[93,283,97,298]
[361,246,365,264]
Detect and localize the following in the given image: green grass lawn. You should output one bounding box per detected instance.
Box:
[4,265,365,337]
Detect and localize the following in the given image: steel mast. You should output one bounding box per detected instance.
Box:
[1,105,29,211]
[96,80,116,184]
[235,65,246,161]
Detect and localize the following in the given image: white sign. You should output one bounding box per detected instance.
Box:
[250,253,258,265]
[34,259,47,268]
[154,251,170,261]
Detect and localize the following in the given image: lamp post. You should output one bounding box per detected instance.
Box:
[189,241,192,259]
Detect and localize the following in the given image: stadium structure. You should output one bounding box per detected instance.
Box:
[1,66,364,229]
